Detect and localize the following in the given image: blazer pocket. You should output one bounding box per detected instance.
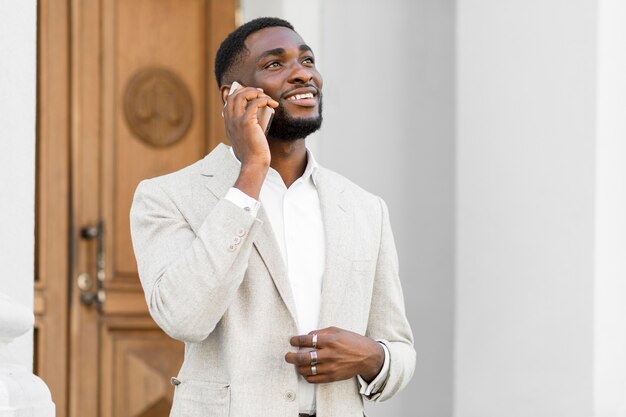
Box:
[175,380,230,417]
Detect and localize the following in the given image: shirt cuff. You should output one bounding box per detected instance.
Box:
[224,187,261,217]
[357,341,390,401]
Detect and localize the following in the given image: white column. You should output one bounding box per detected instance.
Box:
[0,295,55,417]
[0,0,37,371]
[594,0,626,415]
[456,0,626,416]
[0,1,55,416]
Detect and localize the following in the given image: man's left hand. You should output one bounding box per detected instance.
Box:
[284,327,384,384]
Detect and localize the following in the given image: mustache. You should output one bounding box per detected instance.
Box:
[279,84,321,100]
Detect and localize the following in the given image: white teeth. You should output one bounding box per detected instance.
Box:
[287,92,314,100]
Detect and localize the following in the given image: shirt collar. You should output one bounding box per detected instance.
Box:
[303,147,319,187]
[228,145,319,187]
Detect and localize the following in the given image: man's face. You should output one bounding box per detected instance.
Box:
[239,26,323,140]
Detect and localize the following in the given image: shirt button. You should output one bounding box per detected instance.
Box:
[285,390,296,401]
[232,236,241,245]
[228,244,236,252]
[236,228,246,237]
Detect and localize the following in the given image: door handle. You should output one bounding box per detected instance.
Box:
[78,219,106,311]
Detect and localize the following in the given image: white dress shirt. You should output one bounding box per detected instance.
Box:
[224,147,389,414]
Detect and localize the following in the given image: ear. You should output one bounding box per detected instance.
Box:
[220,84,232,106]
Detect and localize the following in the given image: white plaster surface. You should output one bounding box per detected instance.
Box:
[0,0,37,371]
[456,1,597,416]
[594,0,626,415]
[0,294,33,344]
[0,294,54,417]
[0,2,60,415]
[317,2,454,416]
[0,365,55,417]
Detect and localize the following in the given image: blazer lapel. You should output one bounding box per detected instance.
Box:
[253,207,299,326]
[201,143,239,200]
[201,144,298,327]
[315,169,353,329]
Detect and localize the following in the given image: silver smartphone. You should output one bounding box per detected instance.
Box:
[228,81,274,136]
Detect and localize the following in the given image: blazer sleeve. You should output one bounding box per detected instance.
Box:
[364,197,416,401]
[130,179,263,343]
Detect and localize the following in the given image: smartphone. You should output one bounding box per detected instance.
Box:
[228,81,274,136]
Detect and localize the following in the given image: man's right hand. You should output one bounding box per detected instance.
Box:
[222,85,279,199]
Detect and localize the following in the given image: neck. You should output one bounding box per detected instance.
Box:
[268,138,307,188]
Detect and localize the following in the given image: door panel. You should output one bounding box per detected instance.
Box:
[36,1,236,417]
[109,0,210,279]
[101,317,184,417]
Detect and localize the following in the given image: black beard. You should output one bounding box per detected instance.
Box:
[267,98,323,141]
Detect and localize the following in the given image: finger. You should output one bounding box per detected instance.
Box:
[227,96,278,123]
[225,90,257,117]
[284,351,300,365]
[228,86,264,100]
[229,87,278,109]
[290,334,308,347]
[251,88,279,108]
[290,333,324,348]
[267,99,279,108]
[300,366,337,384]
[284,350,322,366]
[296,363,328,377]
[224,88,268,117]
[303,374,329,384]
[242,98,278,121]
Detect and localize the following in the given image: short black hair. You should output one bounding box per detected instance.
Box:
[214,17,295,87]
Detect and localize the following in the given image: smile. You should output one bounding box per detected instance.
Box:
[286,92,315,101]
[282,87,319,108]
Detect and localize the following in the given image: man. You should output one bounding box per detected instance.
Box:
[130,17,415,417]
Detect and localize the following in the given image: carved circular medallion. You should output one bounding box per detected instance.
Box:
[124,67,193,147]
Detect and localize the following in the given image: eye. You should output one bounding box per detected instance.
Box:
[265,61,281,69]
[302,57,315,65]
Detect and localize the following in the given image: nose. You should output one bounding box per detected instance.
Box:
[287,62,314,84]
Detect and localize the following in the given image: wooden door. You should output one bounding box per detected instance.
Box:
[34,1,236,417]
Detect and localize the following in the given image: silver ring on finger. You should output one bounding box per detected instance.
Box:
[311,365,317,376]
[310,350,318,366]
[312,334,318,349]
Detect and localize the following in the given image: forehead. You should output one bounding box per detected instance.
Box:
[244,26,308,58]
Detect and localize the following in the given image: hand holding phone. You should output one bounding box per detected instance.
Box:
[222,82,278,199]
[227,81,274,136]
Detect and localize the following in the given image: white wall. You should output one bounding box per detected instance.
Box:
[318,2,455,416]
[0,0,37,370]
[456,1,597,416]
[242,1,455,416]
[594,0,626,415]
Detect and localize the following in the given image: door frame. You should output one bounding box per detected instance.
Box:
[34,1,71,417]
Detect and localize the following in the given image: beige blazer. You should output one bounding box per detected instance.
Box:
[130,144,415,417]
